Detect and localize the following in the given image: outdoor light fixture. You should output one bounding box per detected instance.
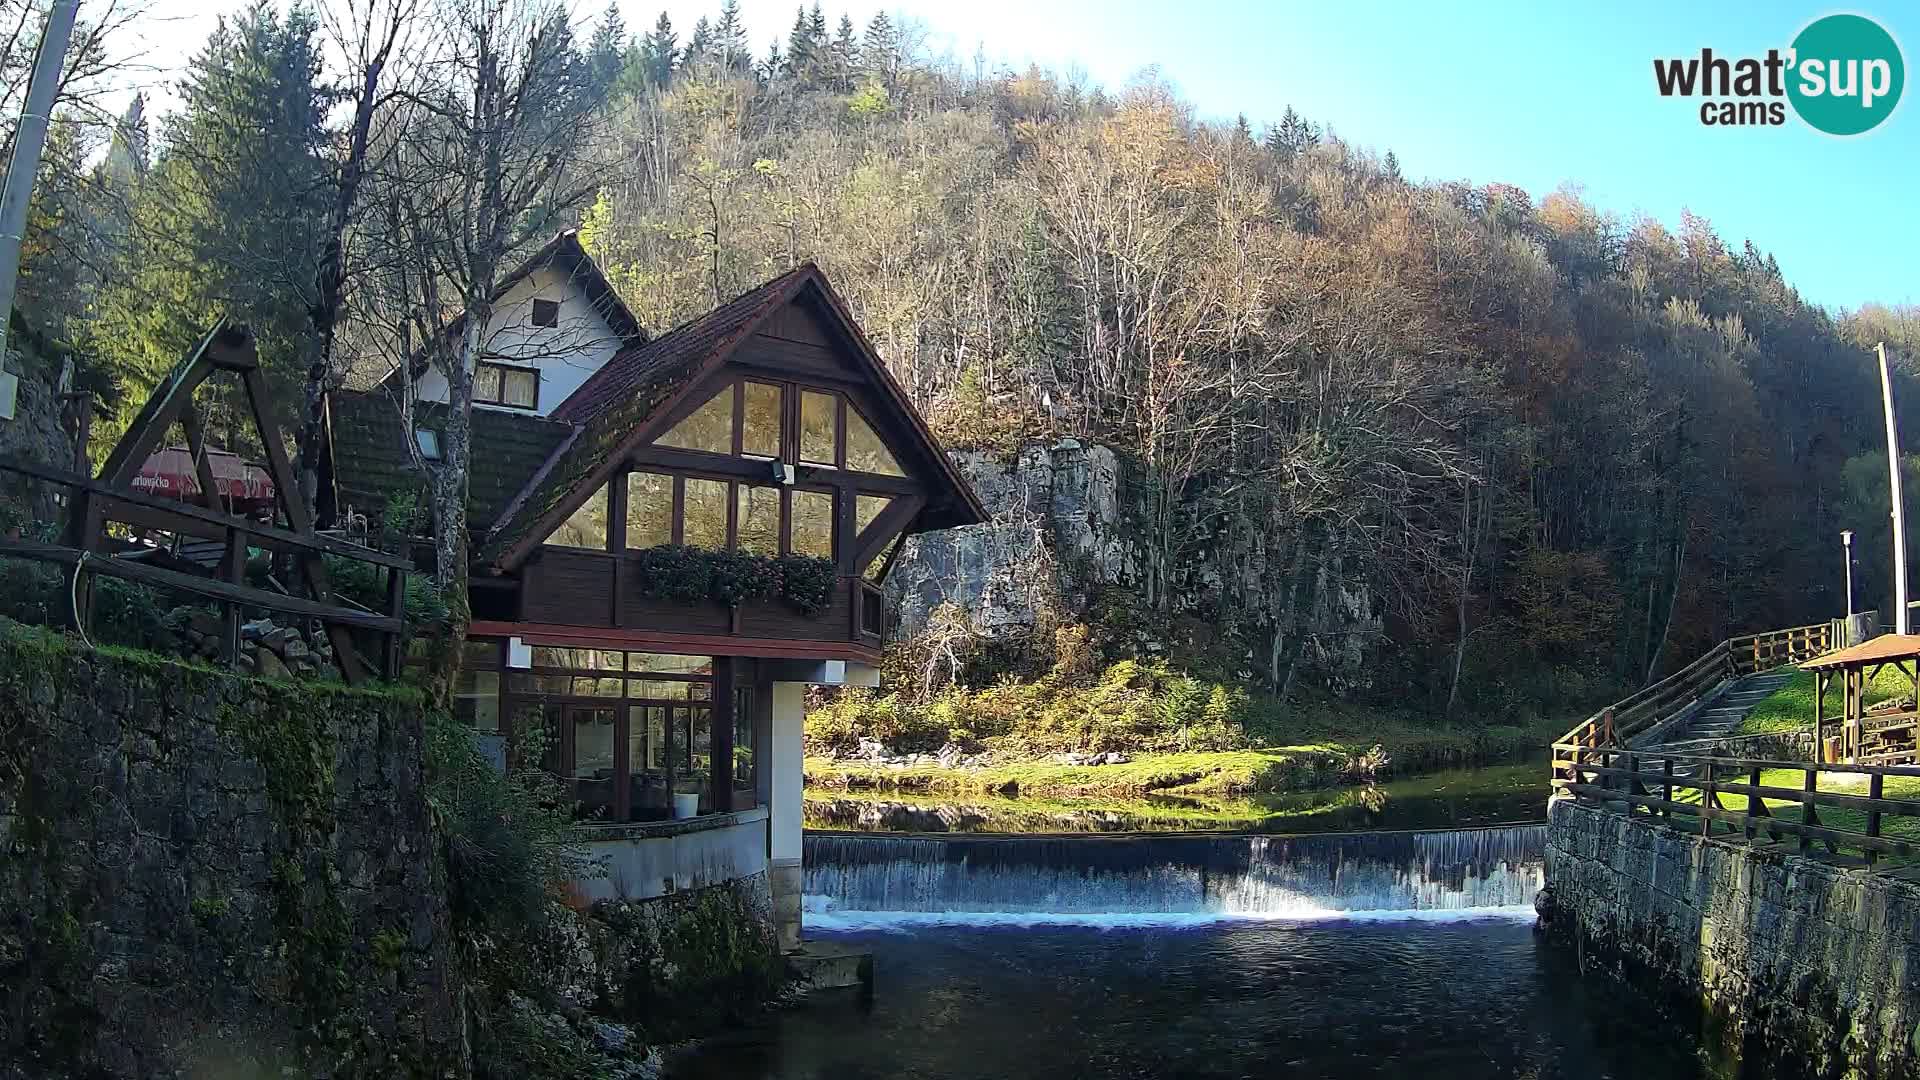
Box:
[1842,529,1855,619]
[770,459,796,486]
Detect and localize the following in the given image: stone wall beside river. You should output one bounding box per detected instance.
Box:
[1545,798,1920,1079]
[0,621,466,1079]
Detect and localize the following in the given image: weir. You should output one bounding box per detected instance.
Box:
[803,825,1544,918]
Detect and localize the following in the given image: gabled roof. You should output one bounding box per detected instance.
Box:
[381,230,647,386]
[480,263,988,568]
[327,390,572,530]
[548,266,806,423]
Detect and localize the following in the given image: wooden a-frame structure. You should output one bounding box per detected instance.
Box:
[0,321,408,683]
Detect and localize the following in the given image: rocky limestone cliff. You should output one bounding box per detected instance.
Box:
[889,440,1380,687]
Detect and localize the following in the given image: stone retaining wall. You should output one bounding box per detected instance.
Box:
[0,622,466,1079]
[1544,798,1920,1079]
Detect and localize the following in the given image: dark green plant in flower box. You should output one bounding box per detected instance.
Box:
[774,554,836,615]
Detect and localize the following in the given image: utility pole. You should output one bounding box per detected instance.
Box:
[1880,341,1909,635]
[0,0,80,368]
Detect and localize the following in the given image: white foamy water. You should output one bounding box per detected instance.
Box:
[802,826,1546,921]
[803,897,1538,932]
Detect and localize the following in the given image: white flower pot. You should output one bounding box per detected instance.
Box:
[672,793,701,820]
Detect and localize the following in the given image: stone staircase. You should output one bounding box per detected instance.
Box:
[1650,669,1798,778]
[1669,670,1797,742]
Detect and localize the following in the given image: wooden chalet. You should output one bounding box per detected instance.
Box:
[319,233,984,946]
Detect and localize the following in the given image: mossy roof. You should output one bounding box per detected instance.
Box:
[327,391,572,530]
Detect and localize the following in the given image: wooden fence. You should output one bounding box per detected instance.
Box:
[1553,745,1920,867]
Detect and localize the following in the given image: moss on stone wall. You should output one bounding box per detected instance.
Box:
[0,619,464,1080]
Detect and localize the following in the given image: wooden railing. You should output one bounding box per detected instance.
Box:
[0,454,409,683]
[1551,620,1838,786]
[1554,745,1920,866]
[1729,621,1834,676]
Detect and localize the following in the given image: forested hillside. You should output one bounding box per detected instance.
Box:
[10,0,1919,718]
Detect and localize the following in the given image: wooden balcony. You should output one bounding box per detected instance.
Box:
[515,546,884,653]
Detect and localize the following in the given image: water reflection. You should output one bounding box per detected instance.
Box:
[664,919,1718,1080]
[804,759,1549,835]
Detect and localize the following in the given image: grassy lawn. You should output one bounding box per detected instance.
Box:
[1737,667,1915,735]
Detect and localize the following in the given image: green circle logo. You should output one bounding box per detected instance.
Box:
[1787,14,1904,135]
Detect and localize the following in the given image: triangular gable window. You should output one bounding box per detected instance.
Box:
[845,405,904,477]
[657,387,732,454]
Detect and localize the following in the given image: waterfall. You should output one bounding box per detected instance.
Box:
[802,826,1544,927]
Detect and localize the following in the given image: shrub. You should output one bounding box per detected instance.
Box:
[425,710,590,932]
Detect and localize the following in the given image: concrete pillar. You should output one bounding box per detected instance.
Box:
[769,680,805,952]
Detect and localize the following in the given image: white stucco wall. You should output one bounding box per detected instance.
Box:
[574,807,770,903]
[770,681,806,865]
[414,266,624,417]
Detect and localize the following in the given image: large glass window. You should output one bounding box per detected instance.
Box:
[737,485,781,554]
[658,388,734,453]
[800,389,837,466]
[627,653,713,674]
[742,382,782,458]
[855,494,892,535]
[571,705,618,820]
[456,670,501,732]
[791,489,834,558]
[866,533,902,582]
[626,471,672,549]
[532,647,623,671]
[683,478,729,549]
[548,483,609,549]
[846,406,905,476]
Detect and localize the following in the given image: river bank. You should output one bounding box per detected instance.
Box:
[803,714,1563,801]
[804,758,1550,834]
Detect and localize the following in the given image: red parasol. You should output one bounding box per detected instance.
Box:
[132,445,276,508]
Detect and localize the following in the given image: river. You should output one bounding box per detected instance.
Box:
[664,824,1724,1079]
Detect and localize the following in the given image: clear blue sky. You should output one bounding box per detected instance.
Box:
[632,0,1917,313]
[136,0,1916,311]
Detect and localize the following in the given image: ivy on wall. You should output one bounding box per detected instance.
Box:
[629,545,837,615]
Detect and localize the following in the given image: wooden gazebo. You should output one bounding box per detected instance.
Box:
[1802,634,1920,765]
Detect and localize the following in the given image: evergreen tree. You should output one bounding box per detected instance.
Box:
[831,13,857,90]
[685,16,713,67]
[89,2,330,447]
[784,6,819,81]
[1231,112,1252,146]
[587,1,626,97]
[104,93,149,180]
[862,9,897,83]
[1268,105,1320,159]
[760,37,785,82]
[639,11,677,87]
[1383,150,1401,180]
[715,0,749,72]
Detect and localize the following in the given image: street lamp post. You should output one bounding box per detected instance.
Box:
[1843,529,1855,620]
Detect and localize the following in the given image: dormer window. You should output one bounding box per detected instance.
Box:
[531,298,560,328]
[415,428,442,461]
[475,361,538,410]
